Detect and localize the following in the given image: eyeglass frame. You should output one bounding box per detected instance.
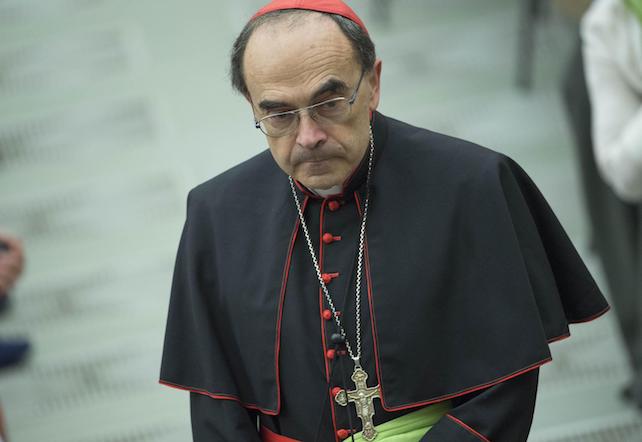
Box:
[254,70,366,138]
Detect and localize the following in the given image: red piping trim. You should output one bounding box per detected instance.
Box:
[319,198,340,441]
[568,304,610,324]
[293,179,317,198]
[356,184,589,411]
[160,197,311,417]
[319,198,330,381]
[385,357,550,412]
[158,380,279,415]
[355,192,387,411]
[273,196,309,414]
[547,333,570,344]
[362,225,553,411]
[446,414,491,442]
[364,241,387,402]
[546,304,610,344]
[346,202,604,414]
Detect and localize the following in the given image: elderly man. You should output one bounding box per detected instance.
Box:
[160,1,609,441]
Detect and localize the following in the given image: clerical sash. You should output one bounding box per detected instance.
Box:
[626,0,642,23]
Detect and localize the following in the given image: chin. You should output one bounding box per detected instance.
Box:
[299,174,341,190]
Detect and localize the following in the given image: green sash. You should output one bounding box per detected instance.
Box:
[353,401,452,442]
[625,0,642,23]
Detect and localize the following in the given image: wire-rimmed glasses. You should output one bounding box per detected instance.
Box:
[255,71,365,138]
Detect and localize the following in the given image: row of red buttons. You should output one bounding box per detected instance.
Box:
[322,231,339,361]
[325,199,350,440]
[330,388,353,439]
[322,309,344,361]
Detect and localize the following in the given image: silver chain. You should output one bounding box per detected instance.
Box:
[288,126,375,366]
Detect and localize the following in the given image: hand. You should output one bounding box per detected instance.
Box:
[0,232,25,295]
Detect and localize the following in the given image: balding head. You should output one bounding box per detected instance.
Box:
[230,9,375,98]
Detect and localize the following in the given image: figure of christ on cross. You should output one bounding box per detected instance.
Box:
[334,366,381,441]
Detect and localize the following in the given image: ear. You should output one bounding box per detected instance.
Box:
[367,59,382,112]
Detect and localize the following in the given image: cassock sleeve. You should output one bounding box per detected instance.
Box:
[161,189,267,440]
[422,369,539,442]
[190,393,261,442]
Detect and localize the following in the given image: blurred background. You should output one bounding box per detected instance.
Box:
[0,0,640,440]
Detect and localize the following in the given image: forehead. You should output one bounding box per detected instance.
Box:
[243,13,359,103]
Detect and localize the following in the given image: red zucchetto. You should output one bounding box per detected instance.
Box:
[251,0,368,34]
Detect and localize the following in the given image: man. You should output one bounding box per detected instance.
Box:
[160,1,610,440]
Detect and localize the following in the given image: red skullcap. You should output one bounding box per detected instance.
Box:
[251,0,368,34]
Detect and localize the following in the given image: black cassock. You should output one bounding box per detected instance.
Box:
[160,112,609,441]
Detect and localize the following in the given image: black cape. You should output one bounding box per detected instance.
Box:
[160,112,609,439]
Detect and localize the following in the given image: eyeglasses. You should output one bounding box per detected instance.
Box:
[254,71,365,138]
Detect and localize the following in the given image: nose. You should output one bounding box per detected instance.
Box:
[295,112,327,149]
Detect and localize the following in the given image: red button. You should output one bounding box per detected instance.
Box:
[322,273,337,284]
[322,309,332,320]
[326,349,336,360]
[337,429,351,439]
[331,387,343,397]
[322,233,335,244]
[328,200,340,211]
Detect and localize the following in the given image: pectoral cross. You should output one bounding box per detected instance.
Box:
[333,365,381,441]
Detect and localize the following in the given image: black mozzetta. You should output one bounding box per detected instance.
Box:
[160,112,609,441]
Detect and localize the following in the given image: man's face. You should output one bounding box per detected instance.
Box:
[243,14,381,190]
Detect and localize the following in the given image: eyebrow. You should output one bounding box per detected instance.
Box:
[311,78,349,100]
[257,78,350,112]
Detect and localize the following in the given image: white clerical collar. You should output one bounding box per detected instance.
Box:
[311,185,342,198]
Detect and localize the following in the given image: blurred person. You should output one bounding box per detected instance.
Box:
[0,405,6,442]
[161,1,610,440]
[0,233,30,369]
[582,0,642,409]
[0,232,30,442]
[0,233,23,300]
[582,0,642,201]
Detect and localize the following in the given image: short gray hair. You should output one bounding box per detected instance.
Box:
[230,10,376,97]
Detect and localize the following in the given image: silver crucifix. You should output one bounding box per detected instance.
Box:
[333,365,381,441]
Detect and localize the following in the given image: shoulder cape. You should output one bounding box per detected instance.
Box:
[160,113,609,413]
